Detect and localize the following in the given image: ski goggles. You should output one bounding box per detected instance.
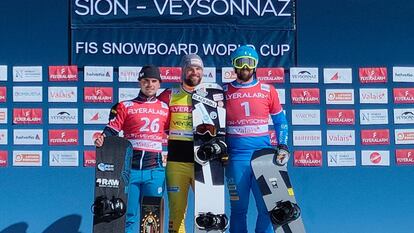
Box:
[196,124,217,137]
[232,56,257,69]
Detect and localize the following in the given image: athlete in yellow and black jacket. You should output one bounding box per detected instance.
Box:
[158,54,204,233]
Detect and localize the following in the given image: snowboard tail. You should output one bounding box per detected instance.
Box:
[251,148,306,233]
[93,136,133,233]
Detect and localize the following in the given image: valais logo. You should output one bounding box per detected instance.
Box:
[49,66,78,81]
[49,129,78,146]
[359,88,388,104]
[291,88,320,104]
[394,88,414,104]
[359,67,387,83]
[0,87,6,103]
[84,150,96,167]
[84,87,113,103]
[294,151,322,167]
[13,108,42,124]
[395,149,414,165]
[361,129,390,145]
[326,109,355,125]
[256,68,284,83]
[160,67,181,83]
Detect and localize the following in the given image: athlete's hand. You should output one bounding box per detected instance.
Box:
[275,144,290,166]
[94,134,105,147]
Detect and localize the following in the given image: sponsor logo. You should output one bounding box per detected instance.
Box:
[0,65,7,81]
[202,67,216,83]
[327,151,356,167]
[84,109,109,124]
[160,67,181,83]
[361,150,390,166]
[395,129,414,144]
[326,109,355,125]
[13,151,42,166]
[291,88,320,104]
[256,68,284,83]
[361,129,390,145]
[394,108,414,124]
[360,109,388,125]
[0,108,7,124]
[97,163,115,172]
[13,86,42,102]
[49,108,78,124]
[294,151,322,167]
[84,130,102,146]
[49,65,78,81]
[326,89,354,104]
[0,130,7,145]
[13,66,42,82]
[393,67,414,82]
[48,87,77,102]
[118,88,140,102]
[326,130,355,145]
[13,108,42,124]
[13,129,43,145]
[0,87,6,102]
[293,131,322,146]
[394,88,414,103]
[395,149,414,165]
[289,67,318,83]
[0,151,7,167]
[276,89,285,104]
[222,67,237,83]
[49,151,79,167]
[84,150,96,167]
[49,129,78,146]
[84,66,113,82]
[291,109,320,125]
[96,178,120,188]
[84,87,113,103]
[323,68,352,83]
[118,66,141,82]
[359,67,387,83]
[359,88,388,104]
[269,131,277,146]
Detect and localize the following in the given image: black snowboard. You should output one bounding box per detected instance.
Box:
[92,136,133,233]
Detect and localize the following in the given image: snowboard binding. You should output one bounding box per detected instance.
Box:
[269,201,301,226]
[195,138,228,165]
[195,212,229,232]
[92,196,126,222]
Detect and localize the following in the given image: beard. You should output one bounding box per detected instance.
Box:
[236,68,254,82]
[183,75,202,87]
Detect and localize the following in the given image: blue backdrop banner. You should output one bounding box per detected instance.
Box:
[71,0,296,67]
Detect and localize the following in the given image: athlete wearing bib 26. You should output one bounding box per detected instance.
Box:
[94,65,169,233]
[157,54,204,233]
[224,45,289,233]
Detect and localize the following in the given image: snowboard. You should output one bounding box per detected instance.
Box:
[140,196,164,233]
[92,136,133,233]
[192,83,229,232]
[251,148,306,233]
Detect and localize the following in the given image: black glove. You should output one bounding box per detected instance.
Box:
[275,144,290,166]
